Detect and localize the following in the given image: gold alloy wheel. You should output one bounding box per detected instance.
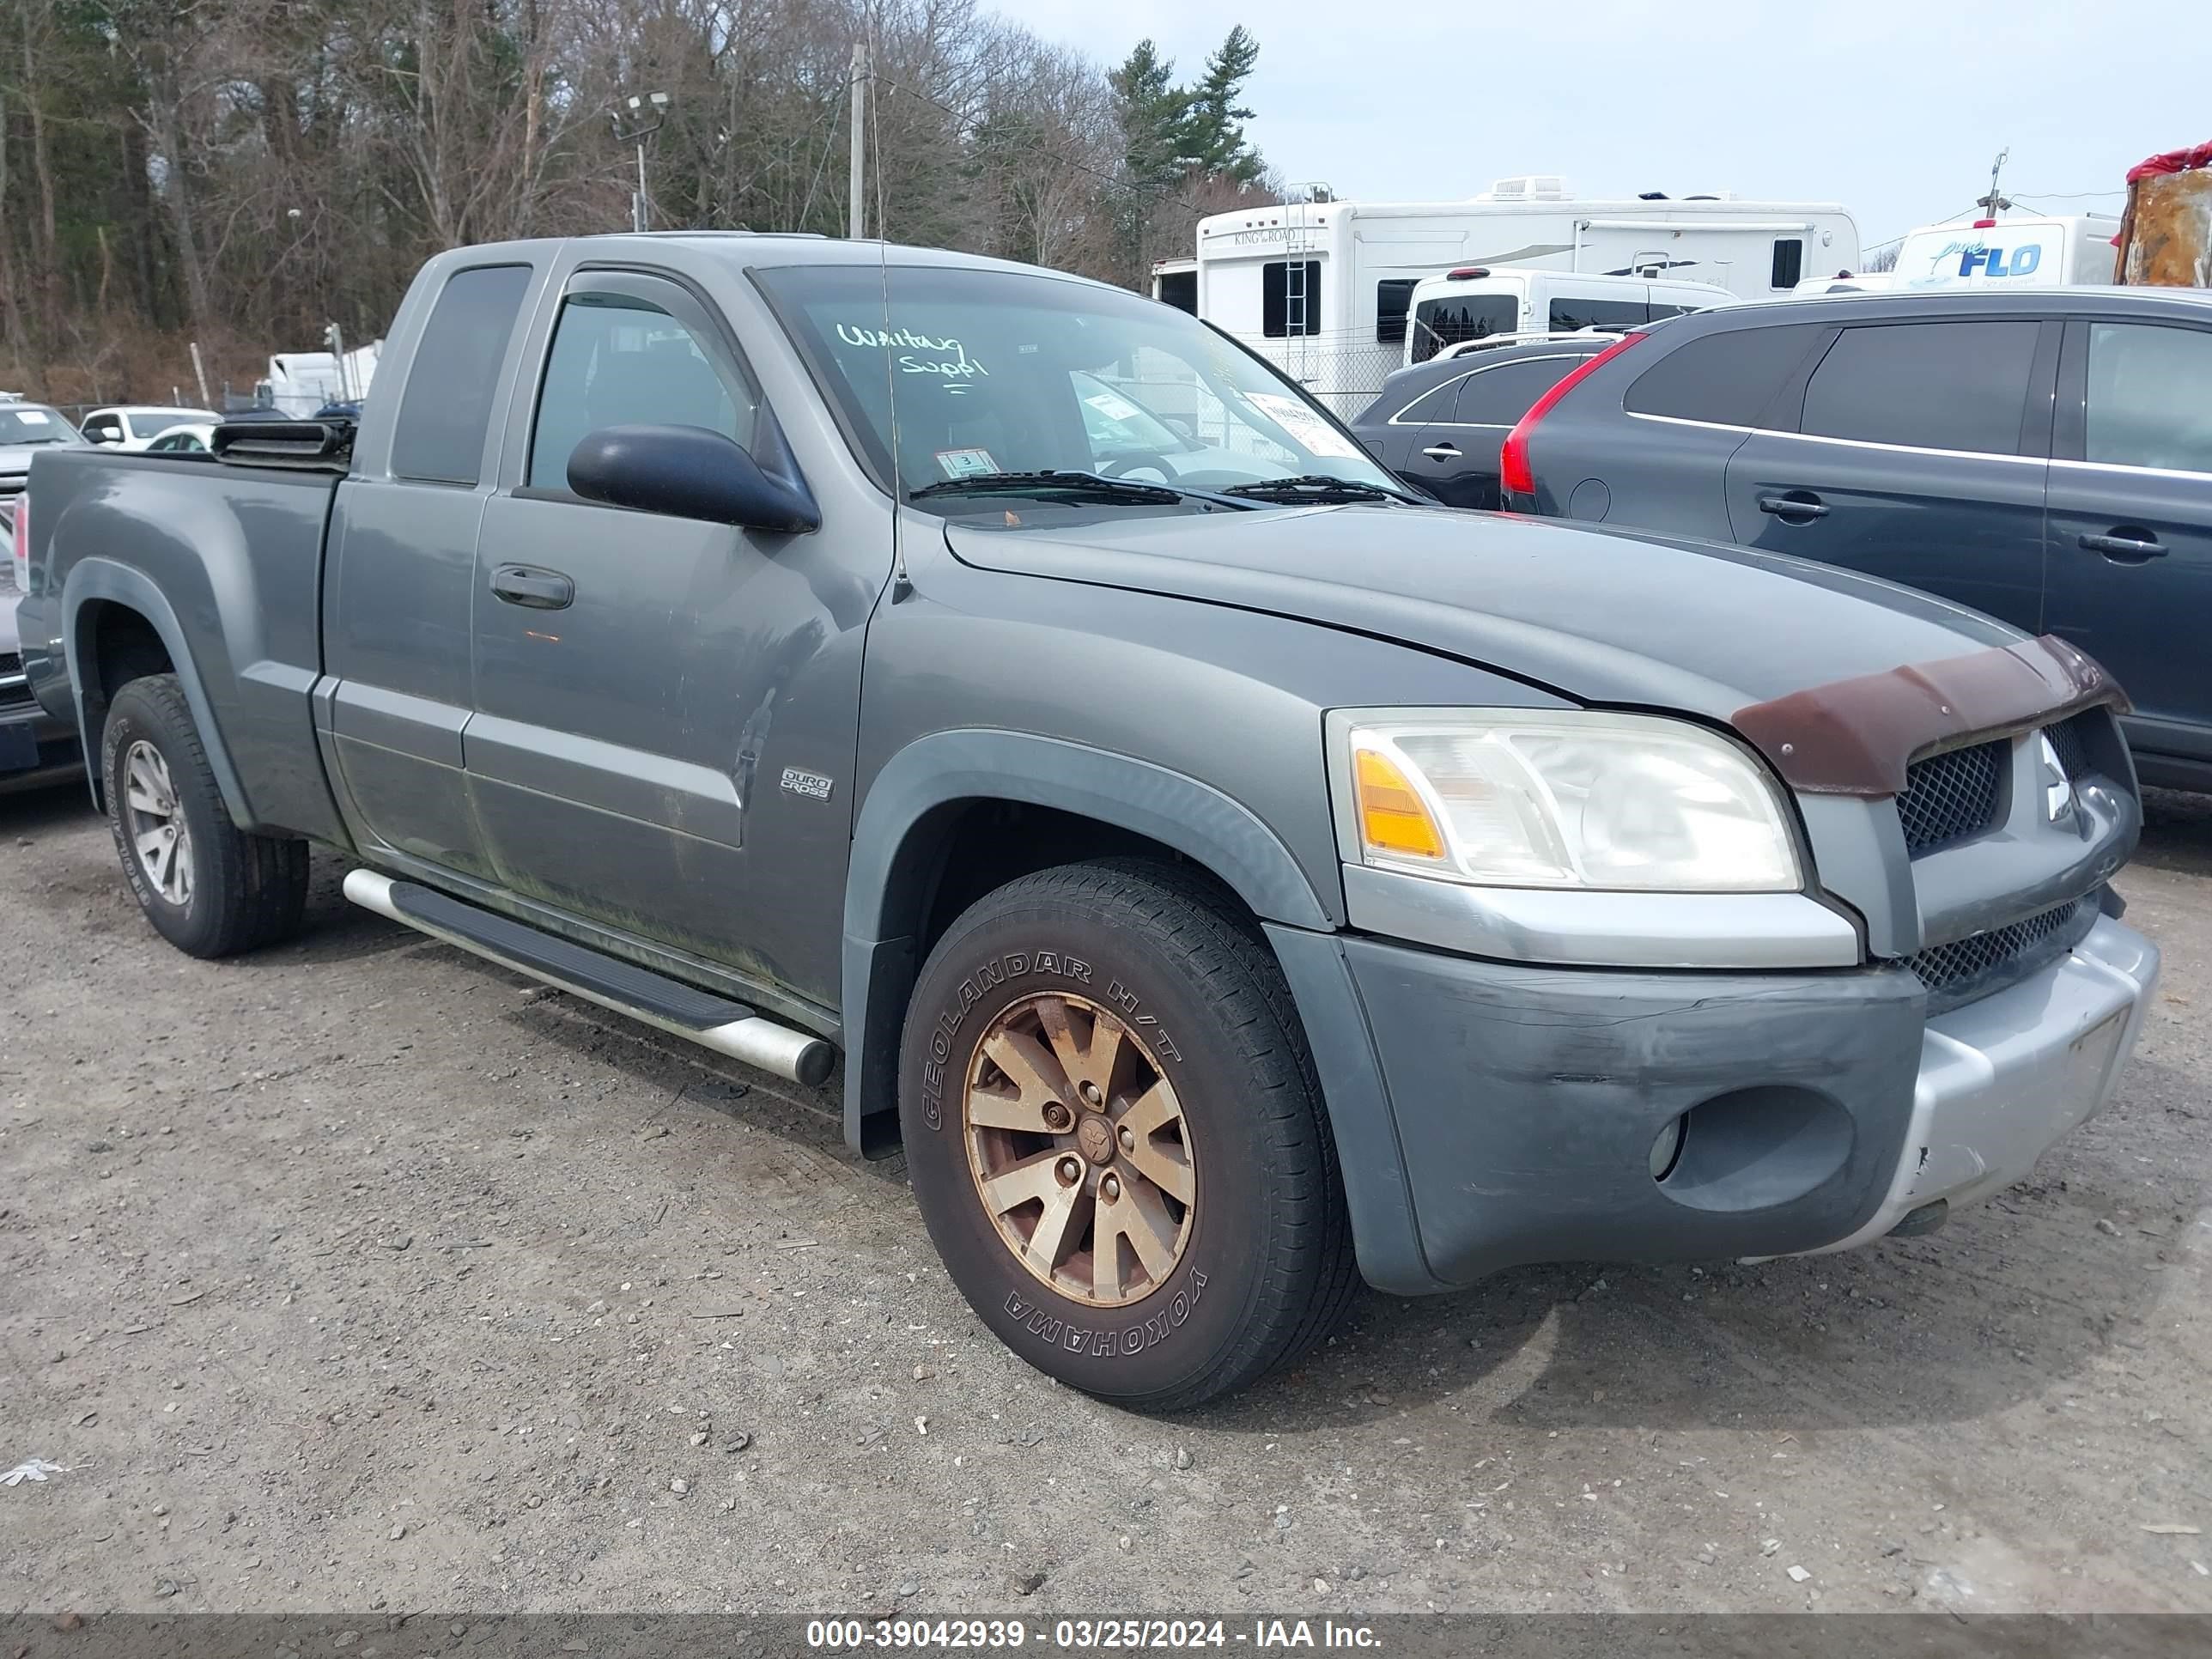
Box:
[963,992,1196,1308]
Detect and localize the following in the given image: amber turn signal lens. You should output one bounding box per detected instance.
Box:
[1354,747,1445,860]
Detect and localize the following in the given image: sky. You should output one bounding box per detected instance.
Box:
[1013,0,2209,256]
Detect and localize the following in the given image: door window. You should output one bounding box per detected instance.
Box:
[1800,320,2040,454]
[1626,324,1826,427]
[391,264,532,485]
[2085,323,2212,474]
[1453,357,1582,425]
[527,293,756,489]
[1393,375,1468,424]
[81,413,123,444]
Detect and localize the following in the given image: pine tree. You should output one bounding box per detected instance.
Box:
[1180,27,1263,186]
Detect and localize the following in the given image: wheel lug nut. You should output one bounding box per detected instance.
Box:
[1100,1174,1121,1202]
[1079,1080,1103,1106]
[1117,1126,1135,1152]
[1056,1157,1082,1188]
[1042,1103,1072,1131]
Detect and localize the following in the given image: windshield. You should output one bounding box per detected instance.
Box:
[758,263,1399,514]
[0,406,80,447]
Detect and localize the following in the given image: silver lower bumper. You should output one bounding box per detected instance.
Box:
[1808,912,2160,1254]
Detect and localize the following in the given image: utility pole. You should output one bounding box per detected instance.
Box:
[1977,147,2012,220]
[848,40,869,239]
[611,92,672,233]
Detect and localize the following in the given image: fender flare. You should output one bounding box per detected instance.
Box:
[63,558,252,823]
[839,729,1334,1152]
[836,727,1440,1294]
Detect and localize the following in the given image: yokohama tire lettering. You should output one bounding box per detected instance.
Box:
[1002,1270,1207,1360]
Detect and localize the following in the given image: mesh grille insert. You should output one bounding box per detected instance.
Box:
[1896,739,2006,855]
[2045,714,2095,784]
[1906,896,2091,997]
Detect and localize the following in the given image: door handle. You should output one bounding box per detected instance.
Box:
[2079,531,2166,562]
[490,564,575,609]
[1421,443,1462,461]
[1757,491,1830,520]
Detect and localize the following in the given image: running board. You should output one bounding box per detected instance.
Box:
[342,869,835,1087]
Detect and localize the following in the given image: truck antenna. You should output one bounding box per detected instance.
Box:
[866,30,911,604]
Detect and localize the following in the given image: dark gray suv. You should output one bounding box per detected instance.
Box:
[1504,288,2212,790]
[1352,337,1614,508]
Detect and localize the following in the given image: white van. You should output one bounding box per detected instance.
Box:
[1402,269,1727,365]
[1892,215,2120,290]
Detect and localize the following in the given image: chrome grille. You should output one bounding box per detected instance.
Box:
[1906,896,2092,1000]
[0,650,27,710]
[1896,739,2006,855]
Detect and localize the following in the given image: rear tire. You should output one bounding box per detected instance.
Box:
[898,860,1358,1411]
[101,674,308,958]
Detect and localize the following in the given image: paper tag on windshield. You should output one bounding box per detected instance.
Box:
[15,410,49,425]
[1083,391,1143,422]
[934,447,999,478]
[1243,392,1360,459]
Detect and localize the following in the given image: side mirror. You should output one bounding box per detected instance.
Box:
[1163,417,1197,443]
[88,430,115,445]
[566,423,820,533]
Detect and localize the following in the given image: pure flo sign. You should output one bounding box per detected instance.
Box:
[1913,232,2058,283]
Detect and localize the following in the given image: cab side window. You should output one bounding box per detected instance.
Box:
[390,264,532,485]
[2085,323,2212,475]
[82,413,123,444]
[1800,321,2039,454]
[527,293,757,490]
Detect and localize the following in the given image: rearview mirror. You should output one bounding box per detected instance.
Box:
[566,423,820,533]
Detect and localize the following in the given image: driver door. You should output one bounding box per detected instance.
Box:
[464,268,849,1001]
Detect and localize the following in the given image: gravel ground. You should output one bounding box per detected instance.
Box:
[3,781,2209,1618]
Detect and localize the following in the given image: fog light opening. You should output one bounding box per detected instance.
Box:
[1649,1113,1687,1182]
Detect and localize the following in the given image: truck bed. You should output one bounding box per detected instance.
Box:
[22,445,346,840]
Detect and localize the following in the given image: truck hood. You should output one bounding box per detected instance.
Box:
[943,505,2021,720]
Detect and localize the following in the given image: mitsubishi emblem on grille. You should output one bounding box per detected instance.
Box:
[2037,734,2076,823]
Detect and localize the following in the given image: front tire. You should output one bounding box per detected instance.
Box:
[101,674,308,958]
[898,860,1357,1411]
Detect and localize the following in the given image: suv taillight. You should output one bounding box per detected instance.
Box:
[9,495,25,593]
[1498,333,1647,503]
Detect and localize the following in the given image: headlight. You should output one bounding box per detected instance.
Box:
[1330,708,1802,892]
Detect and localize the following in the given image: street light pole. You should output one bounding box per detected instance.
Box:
[611,91,672,233]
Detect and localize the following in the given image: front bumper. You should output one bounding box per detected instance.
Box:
[1806,912,2156,1252]
[1312,910,2157,1291]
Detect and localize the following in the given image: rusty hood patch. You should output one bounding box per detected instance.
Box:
[1731,635,2125,797]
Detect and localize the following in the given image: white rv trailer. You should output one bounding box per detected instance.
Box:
[1150,258,1199,313]
[1194,177,1861,414]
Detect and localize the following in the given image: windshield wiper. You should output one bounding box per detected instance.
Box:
[906,469,1255,510]
[1221,474,1420,505]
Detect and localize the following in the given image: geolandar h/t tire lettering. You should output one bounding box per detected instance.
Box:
[100,673,310,959]
[898,860,1358,1410]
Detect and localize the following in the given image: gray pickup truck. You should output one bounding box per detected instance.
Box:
[19,234,2160,1410]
